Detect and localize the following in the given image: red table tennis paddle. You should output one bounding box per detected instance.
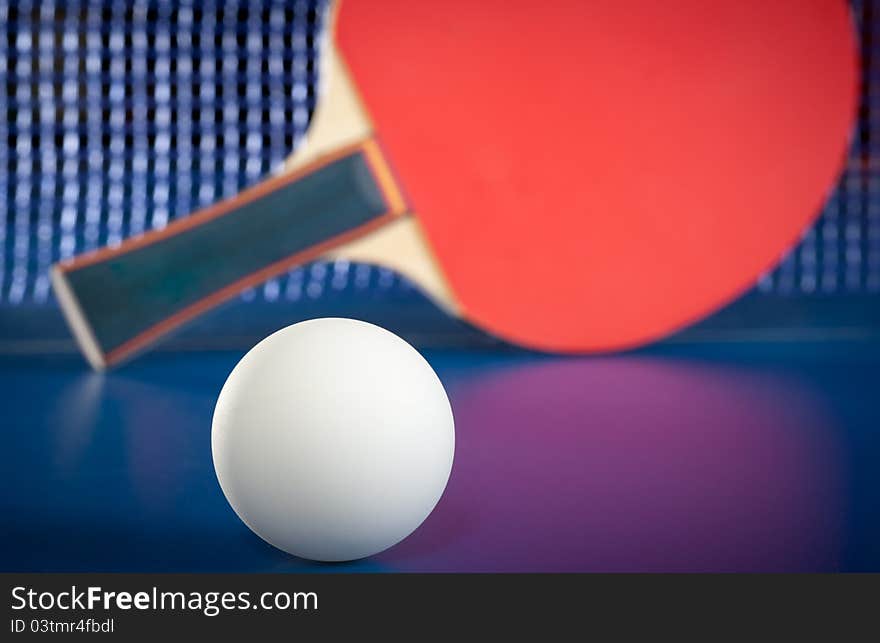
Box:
[51,0,859,369]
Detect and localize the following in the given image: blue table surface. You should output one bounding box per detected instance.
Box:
[2,341,879,572]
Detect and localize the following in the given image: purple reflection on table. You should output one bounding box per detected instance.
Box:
[381,357,845,572]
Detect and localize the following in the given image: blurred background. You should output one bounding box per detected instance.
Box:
[0,0,878,353]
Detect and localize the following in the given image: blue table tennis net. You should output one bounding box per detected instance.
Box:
[0,0,877,322]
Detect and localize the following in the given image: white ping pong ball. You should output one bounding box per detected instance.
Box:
[211,317,455,562]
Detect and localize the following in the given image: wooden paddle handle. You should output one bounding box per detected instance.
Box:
[51,139,407,369]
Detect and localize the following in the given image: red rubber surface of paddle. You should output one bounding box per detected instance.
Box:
[338,0,858,352]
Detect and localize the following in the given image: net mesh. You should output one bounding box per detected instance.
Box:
[0,0,877,313]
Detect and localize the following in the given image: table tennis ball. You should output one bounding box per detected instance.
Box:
[212,317,454,562]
